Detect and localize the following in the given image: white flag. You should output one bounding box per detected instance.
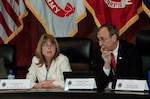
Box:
[24,0,87,37]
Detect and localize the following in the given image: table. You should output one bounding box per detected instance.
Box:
[0,88,149,99]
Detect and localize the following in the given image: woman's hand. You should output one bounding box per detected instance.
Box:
[33,82,43,88]
[34,80,61,89]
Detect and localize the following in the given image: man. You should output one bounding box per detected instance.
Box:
[0,57,7,78]
[94,24,143,90]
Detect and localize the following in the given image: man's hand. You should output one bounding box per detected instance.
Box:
[100,46,111,69]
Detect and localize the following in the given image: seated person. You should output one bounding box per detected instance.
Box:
[93,24,143,90]
[0,57,7,78]
[26,34,72,88]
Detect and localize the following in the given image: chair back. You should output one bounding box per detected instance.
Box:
[0,44,16,74]
[56,37,93,71]
[136,29,150,79]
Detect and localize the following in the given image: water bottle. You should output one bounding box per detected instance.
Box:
[7,69,15,79]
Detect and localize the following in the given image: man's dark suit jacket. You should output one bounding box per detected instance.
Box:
[93,40,144,90]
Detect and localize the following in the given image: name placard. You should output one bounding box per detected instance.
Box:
[64,78,97,91]
[115,79,149,91]
[0,79,31,89]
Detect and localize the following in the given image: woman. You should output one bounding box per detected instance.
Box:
[26,34,72,88]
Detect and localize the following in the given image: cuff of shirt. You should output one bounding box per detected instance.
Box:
[103,66,111,76]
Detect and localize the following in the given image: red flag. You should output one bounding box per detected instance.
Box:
[84,0,143,36]
[0,0,28,44]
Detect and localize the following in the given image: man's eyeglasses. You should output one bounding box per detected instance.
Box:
[96,36,112,43]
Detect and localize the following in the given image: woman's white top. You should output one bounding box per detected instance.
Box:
[26,54,72,88]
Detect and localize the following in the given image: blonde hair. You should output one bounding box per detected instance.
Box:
[35,34,60,66]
